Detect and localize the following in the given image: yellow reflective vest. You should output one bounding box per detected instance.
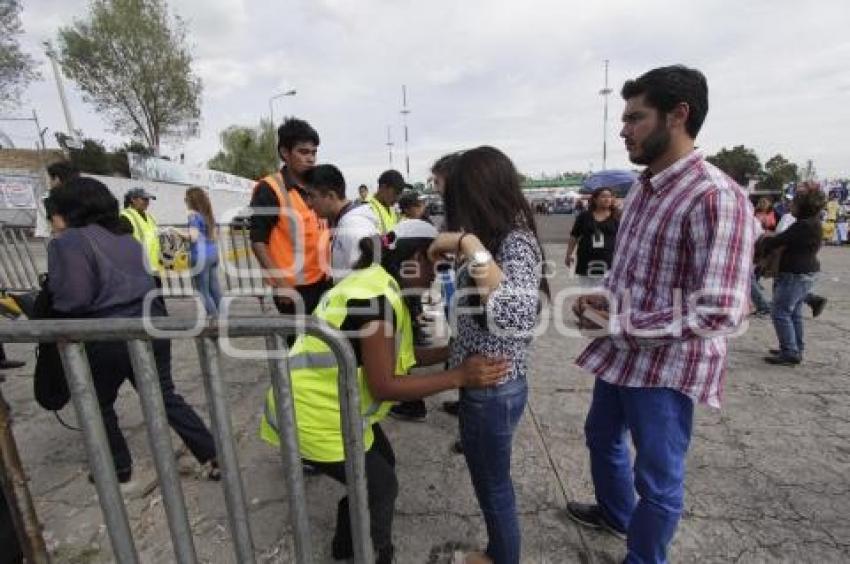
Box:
[260,264,416,462]
[365,195,399,235]
[121,207,161,274]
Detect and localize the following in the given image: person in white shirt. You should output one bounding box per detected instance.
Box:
[302,165,379,282]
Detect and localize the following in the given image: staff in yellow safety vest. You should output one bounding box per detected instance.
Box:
[364,169,408,235]
[259,220,508,563]
[120,187,162,277]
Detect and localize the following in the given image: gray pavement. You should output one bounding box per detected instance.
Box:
[2,227,849,562]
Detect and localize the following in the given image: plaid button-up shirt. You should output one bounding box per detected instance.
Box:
[576,151,758,408]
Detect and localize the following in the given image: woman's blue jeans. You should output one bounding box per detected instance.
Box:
[192,255,222,315]
[460,376,528,564]
[771,272,816,359]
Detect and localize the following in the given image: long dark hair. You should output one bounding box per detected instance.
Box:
[185,186,217,240]
[46,177,126,234]
[588,188,620,220]
[444,146,549,295]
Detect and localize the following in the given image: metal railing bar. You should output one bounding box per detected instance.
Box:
[58,342,139,564]
[194,336,255,564]
[127,339,198,564]
[265,333,312,564]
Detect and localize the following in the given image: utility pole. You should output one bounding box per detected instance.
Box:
[400,85,411,179]
[599,59,612,171]
[385,125,394,166]
[46,46,79,146]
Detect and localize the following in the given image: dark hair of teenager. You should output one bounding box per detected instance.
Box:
[185,186,217,240]
[351,232,430,274]
[277,117,320,152]
[431,152,461,178]
[46,177,125,234]
[621,65,709,139]
[46,161,79,184]
[303,164,346,199]
[588,188,621,221]
[793,189,827,220]
[443,145,549,296]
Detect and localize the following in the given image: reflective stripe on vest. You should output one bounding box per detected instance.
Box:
[258,173,327,286]
[121,208,160,274]
[259,264,415,462]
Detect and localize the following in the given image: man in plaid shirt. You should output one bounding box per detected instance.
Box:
[567,66,757,563]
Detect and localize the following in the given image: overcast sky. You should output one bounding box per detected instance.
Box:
[7,0,850,195]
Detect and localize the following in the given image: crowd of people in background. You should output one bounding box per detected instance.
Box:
[8,62,840,564]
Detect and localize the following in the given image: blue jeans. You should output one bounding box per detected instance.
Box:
[771,272,815,359]
[585,379,694,564]
[750,272,771,312]
[192,254,222,315]
[460,376,528,564]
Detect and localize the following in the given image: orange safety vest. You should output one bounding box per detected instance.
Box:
[256,172,329,286]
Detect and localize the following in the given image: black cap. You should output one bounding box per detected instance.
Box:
[377,169,411,192]
[126,187,156,200]
[397,190,422,211]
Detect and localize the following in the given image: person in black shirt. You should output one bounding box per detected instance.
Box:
[760,189,826,366]
[564,188,620,287]
[248,118,330,316]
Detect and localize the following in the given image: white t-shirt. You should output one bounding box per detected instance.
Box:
[331,203,380,282]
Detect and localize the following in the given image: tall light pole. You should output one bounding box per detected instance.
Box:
[45,43,81,148]
[269,89,296,126]
[599,59,612,171]
[400,85,411,179]
[385,126,394,166]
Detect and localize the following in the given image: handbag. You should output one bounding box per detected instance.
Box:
[31,274,71,411]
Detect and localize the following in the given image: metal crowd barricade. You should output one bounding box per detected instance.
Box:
[0,224,44,293]
[158,219,272,302]
[0,316,373,564]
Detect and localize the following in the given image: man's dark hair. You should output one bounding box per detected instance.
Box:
[46,177,125,234]
[303,164,346,199]
[377,169,407,193]
[46,161,80,184]
[793,189,827,220]
[277,117,320,152]
[621,65,709,138]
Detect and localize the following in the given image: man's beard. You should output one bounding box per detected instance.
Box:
[630,123,671,166]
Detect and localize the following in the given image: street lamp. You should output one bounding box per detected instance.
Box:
[269,89,297,126]
[599,59,612,171]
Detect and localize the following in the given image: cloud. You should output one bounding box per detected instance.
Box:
[13,0,850,190]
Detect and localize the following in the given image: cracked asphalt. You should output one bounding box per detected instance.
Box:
[2,228,848,562]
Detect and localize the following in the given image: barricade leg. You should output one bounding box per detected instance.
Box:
[59,342,139,564]
[127,339,197,564]
[332,337,374,564]
[194,336,255,563]
[265,333,312,563]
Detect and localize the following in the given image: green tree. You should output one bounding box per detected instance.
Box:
[706,145,762,186]
[0,0,39,108]
[758,154,798,193]
[208,119,278,180]
[56,0,201,153]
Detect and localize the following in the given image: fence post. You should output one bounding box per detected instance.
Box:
[127,339,197,564]
[0,387,50,564]
[265,333,312,563]
[195,336,256,564]
[326,329,373,564]
[59,342,140,564]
